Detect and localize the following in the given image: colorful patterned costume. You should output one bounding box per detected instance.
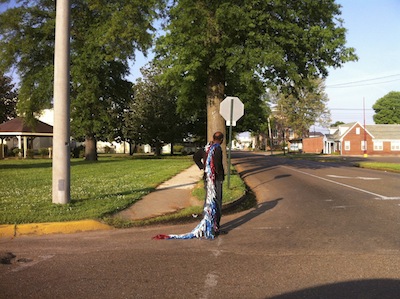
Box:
[153,142,220,240]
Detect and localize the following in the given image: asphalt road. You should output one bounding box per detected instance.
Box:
[1,152,400,299]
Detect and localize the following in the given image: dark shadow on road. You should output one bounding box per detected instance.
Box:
[267,279,400,299]
[220,198,282,233]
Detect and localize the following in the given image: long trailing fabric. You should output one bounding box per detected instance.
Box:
[153,142,220,240]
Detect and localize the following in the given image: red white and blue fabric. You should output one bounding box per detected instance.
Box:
[153,142,219,240]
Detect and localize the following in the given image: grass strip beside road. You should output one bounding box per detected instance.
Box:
[0,155,193,224]
[354,161,400,173]
[0,155,247,226]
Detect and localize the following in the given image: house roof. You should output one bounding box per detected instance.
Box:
[0,117,53,137]
[327,122,400,141]
[327,123,350,140]
[366,124,400,140]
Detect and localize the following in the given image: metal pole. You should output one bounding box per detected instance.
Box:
[52,0,71,204]
[227,98,234,189]
[363,97,368,158]
[267,116,273,155]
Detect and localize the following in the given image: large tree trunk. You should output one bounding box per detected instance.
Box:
[206,70,228,173]
[85,134,98,161]
[154,142,162,156]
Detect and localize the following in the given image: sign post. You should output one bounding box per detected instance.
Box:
[220,96,244,188]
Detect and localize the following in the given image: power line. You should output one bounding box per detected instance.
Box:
[330,108,374,111]
[326,74,400,88]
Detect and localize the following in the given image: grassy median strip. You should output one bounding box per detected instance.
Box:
[354,162,400,173]
[0,155,193,224]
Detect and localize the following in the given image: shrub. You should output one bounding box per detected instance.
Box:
[174,145,184,153]
[71,145,85,158]
[26,149,35,159]
[104,145,114,154]
[39,148,49,158]
[12,147,21,157]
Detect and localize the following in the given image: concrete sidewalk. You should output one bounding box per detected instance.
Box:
[115,164,203,220]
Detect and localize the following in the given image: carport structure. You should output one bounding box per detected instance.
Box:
[0,117,53,158]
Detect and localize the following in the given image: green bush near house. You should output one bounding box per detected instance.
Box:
[173,145,184,154]
[39,148,49,158]
[12,147,21,157]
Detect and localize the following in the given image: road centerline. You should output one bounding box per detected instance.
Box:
[280,165,393,200]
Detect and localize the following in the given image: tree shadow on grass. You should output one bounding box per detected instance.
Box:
[0,159,121,170]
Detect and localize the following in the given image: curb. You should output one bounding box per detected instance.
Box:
[0,220,113,238]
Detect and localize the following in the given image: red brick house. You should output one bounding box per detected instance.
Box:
[326,122,400,156]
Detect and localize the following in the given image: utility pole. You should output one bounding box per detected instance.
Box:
[267,116,273,155]
[363,97,368,158]
[52,0,71,204]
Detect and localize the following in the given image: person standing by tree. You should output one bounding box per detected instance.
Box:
[154,131,225,239]
[193,131,225,235]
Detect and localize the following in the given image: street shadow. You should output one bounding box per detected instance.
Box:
[246,173,292,191]
[220,198,282,232]
[267,279,400,299]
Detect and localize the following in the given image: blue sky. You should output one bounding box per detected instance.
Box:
[324,0,400,125]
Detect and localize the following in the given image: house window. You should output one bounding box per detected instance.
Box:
[344,141,350,151]
[391,141,400,151]
[374,141,383,151]
[361,141,367,151]
[356,127,360,135]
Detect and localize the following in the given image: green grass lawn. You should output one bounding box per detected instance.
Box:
[0,155,193,224]
[355,161,400,173]
[0,155,247,225]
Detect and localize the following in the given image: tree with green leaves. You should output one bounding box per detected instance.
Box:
[330,121,345,127]
[0,73,17,123]
[124,63,188,156]
[373,91,400,124]
[273,78,331,138]
[0,0,163,160]
[156,0,357,151]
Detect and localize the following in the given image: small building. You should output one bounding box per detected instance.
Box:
[0,117,53,158]
[302,136,324,154]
